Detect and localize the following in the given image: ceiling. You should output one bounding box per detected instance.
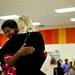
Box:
[0,0,75,31]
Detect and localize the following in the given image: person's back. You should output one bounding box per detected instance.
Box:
[53,61,64,75]
[54,67,64,75]
[1,32,46,75]
[15,32,46,75]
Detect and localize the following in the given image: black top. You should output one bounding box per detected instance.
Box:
[0,32,46,75]
[53,67,64,75]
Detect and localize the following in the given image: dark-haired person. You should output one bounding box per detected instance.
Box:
[1,19,34,75]
[62,59,70,75]
[0,16,46,75]
[53,61,64,75]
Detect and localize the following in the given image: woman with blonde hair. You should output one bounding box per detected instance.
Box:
[17,15,35,33]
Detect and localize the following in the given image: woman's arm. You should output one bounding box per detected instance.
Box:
[6,44,34,67]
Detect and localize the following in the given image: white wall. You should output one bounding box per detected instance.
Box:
[1,44,75,61]
[45,44,75,61]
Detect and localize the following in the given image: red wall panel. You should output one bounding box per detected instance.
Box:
[66,28,75,43]
[0,34,8,47]
[40,29,58,44]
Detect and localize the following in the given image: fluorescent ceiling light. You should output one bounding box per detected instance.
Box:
[70,18,75,21]
[32,22,41,26]
[54,7,75,13]
[0,15,19,20]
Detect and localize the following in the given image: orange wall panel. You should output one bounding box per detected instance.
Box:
[58,29,66,44]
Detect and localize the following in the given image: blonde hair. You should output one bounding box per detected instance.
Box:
[17,15,35,33]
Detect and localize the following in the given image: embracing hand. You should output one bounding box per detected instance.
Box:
[17,43,35,56]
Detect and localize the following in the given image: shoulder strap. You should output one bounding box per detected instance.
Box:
[24,32,31,43]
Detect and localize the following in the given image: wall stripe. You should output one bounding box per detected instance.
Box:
[58,29,66,44]
[66,28,75,43]
[0,34,8,46]
[40,29,58,44]
[0,27,75,47]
